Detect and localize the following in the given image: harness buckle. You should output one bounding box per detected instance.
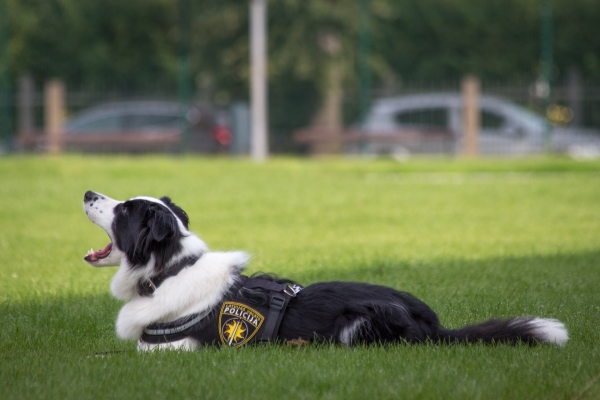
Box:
[270,294,286,310]
[284,284,303,297]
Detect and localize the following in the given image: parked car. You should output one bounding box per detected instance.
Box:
[359,93,600,156]
[17,101,232,153]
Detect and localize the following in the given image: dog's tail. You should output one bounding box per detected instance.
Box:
[436,317,568,346]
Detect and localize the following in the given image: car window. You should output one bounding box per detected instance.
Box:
[481,110,505,129]
[125,114,180,129]
[70,116,122,132]
[393,108,448,129]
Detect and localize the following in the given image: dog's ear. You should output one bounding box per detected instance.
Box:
[148,204,179,242]
[160,196,189,229]
[132,203,182,271]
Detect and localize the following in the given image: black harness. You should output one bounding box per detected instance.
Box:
[140,275,303,347]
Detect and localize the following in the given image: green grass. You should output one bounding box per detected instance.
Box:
[1,155,600,399]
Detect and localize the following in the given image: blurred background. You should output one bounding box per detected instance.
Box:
[0,0,599,158]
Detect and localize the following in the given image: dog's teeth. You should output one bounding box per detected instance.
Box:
[88,248,95,254]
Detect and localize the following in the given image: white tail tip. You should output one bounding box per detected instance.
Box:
[530,318,569,346]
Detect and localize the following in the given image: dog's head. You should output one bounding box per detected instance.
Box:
[83,191,191,270]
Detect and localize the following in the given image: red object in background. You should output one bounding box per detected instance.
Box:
[212,125,232,145]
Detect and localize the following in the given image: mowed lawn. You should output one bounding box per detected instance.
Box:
[1,155,599,399]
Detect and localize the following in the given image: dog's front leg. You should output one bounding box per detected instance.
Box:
[116,297,155,339]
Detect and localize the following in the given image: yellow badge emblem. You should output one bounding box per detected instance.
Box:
[219,301,265,347]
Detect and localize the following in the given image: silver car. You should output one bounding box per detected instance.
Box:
[361,93,600,156]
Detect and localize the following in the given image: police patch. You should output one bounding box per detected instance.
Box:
[218,301,265,347]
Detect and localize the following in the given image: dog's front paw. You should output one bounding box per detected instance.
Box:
[116,298,154,340]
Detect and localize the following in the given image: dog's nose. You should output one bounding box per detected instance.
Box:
[84,191,97,202]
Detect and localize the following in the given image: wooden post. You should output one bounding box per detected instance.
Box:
[45,79,65,154]
[462,76,480,157]
[312,32,343,155]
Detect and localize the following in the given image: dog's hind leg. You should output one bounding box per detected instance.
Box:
[335,300,441,345]
[338,317,370,345]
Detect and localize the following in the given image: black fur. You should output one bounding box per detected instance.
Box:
[248,274,554,346]
[112,199,183,272]
[159,196,190,229]
[279,281,545,345]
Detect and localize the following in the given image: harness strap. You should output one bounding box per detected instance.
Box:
[143,309,213,336]
[258,292,288,342]
[237,275,303,343]
[241,276,304,297]
[242,277,289,292]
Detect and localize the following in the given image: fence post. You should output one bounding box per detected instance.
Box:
[18,74,34,136]
[45,79,65,154]
[462,75,480,157]
[312,32,343,155]
[0,0,11,152]
[178,0,192,153]
[567,67,582,127]
[358,0,371,154]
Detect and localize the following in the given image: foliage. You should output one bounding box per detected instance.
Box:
[375,0,541,82]
[1,155,600,399]
[554,0,600,81]
[7,0,600,92]
[8,0,177,90]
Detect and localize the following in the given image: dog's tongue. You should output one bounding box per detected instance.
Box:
[84,243,112,262]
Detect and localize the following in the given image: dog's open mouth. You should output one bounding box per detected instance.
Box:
[84,242,112,262]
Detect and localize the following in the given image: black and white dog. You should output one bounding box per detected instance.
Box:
[83,191,568,351]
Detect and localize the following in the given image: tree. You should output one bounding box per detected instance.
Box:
[9,0,177,90]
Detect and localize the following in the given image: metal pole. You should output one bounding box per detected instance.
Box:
[178,0,192,153]
[18,74,35,136]
[0,0,11,152]
[540,0,553,151]
[250,0,268,162]
[358,0,371,124]
[358,0,371,154]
